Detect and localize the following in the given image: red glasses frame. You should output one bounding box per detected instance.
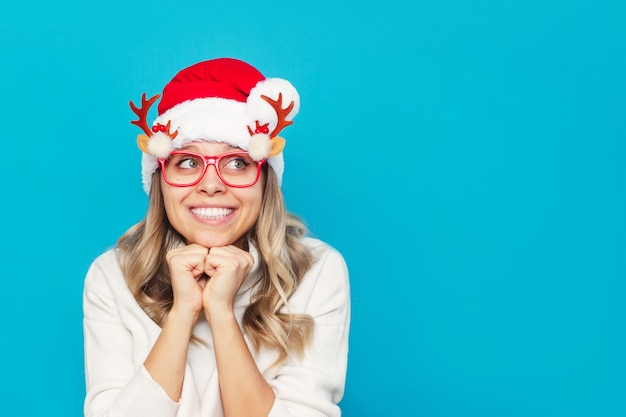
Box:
[157,151,266,188]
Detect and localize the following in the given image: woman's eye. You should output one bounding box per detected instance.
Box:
[224,157,249,170]
[178,157,201,169]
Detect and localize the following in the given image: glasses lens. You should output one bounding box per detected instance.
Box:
[163,152,260,187]
[217,153,259,186]
[163,153,205,186]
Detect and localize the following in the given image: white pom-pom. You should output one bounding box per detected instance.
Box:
[249,78,300,120]
[147,132,174,158]
[248,134,271,160]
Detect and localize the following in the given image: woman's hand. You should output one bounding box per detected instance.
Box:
[166,244,210,317]
[202,245,254,323]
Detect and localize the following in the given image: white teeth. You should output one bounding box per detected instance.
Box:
[191,207,233,218]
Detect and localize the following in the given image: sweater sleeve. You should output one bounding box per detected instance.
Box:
[267,244,351,417]
[83,252,179,417]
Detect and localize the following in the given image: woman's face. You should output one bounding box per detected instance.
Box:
[161,141,265,249]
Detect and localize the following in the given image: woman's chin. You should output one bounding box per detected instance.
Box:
[187,234,247,250]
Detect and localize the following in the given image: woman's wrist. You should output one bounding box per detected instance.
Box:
[204,302,236,326]
[167,306,201,331]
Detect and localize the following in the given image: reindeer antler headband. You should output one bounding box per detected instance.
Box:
[130,58,300,194]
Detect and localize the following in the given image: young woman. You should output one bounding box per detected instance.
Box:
[83,58,351,417]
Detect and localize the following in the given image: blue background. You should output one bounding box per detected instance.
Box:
[1,1,625,416]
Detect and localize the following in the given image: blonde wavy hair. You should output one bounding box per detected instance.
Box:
[116,166,315,365]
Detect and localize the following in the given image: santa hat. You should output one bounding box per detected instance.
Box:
[130,58,300,194]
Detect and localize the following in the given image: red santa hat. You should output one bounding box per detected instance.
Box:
[130,57,300,194]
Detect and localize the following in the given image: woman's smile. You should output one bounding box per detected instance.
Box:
[190,206,235,220]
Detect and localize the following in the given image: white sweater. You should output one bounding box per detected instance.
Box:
[83,238,350,417]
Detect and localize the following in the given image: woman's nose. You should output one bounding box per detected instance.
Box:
[195,163,226,194]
